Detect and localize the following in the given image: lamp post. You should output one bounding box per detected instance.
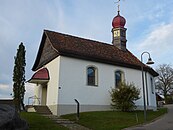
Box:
[141,52,154,122]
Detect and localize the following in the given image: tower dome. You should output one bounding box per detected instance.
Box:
[112,11,126,28]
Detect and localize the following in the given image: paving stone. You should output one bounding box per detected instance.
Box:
[44,114,91,130]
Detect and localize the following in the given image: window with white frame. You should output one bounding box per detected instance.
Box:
[87,66,98,86]
[115,70,124,87]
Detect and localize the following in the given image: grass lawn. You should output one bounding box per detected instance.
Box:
[20,112,68,130]
[62,108,167,130]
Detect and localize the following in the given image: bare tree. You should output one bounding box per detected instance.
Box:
[155,64,173,102]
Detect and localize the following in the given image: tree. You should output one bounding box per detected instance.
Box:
[155,64,173,103]
[13,42,26,111]
[109,82,140,112]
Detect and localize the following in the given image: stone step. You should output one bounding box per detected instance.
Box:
[61,123,91,130]
[33,106,52,115]
[56,120,74,124]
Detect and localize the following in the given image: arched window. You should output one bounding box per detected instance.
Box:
[115,70,124,87]
[87,66,98,86]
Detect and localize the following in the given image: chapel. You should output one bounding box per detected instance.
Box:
[28,5,158,115]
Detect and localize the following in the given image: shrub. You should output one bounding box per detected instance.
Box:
[165,95,173,104]
[110,82,140,112]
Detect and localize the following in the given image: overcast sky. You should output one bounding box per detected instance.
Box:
[1,0,173,103]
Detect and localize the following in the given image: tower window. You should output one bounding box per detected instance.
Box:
[87,66,98,86]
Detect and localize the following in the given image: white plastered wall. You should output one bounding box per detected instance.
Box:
[146,72,157,108]
[44,57,60,115]
[57,56,157,115]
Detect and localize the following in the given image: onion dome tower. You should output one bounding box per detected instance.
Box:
[112,3,127,51]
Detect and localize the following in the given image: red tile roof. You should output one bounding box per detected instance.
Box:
[30,68,49,80]
[32,30,158,76]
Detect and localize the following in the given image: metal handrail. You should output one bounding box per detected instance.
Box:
[28,95,40,105]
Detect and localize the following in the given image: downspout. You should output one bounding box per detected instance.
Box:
[145,72,149,107]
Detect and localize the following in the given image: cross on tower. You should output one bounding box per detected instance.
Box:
[115,0,123,13]
[115,0,120,11]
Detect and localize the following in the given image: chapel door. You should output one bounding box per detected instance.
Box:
[41,84,47,105]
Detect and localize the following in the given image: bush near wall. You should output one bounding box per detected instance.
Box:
[110,82,141,112]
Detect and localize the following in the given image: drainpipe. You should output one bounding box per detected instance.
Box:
[145,72,149,107]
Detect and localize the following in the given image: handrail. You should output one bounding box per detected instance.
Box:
[28,95,40,105]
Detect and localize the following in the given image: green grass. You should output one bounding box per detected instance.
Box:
[62,108,167,130]
[20,108,167,130]
[20,112,68,130]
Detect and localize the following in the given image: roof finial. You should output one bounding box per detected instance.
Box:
[115,0,120,15]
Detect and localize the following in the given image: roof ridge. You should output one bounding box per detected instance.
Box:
[44,29,115,48]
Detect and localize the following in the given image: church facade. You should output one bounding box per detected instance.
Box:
[29,10,158,116]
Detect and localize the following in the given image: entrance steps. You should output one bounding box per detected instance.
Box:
[26,105,52,115]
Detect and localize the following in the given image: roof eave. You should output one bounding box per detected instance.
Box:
[59,51,158,77]
[28,79,49,84]
[32,30,60,71]
[32,32,47,71]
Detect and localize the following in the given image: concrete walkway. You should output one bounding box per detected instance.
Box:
[124,105,173,130]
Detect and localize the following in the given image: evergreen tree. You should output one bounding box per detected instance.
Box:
[13,42,26,111]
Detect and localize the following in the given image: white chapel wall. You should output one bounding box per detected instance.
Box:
[146,72,157,108]
[56,56,156,115]
[44,57,60,115]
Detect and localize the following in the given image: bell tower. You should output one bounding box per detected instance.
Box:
[112,1,127,51]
